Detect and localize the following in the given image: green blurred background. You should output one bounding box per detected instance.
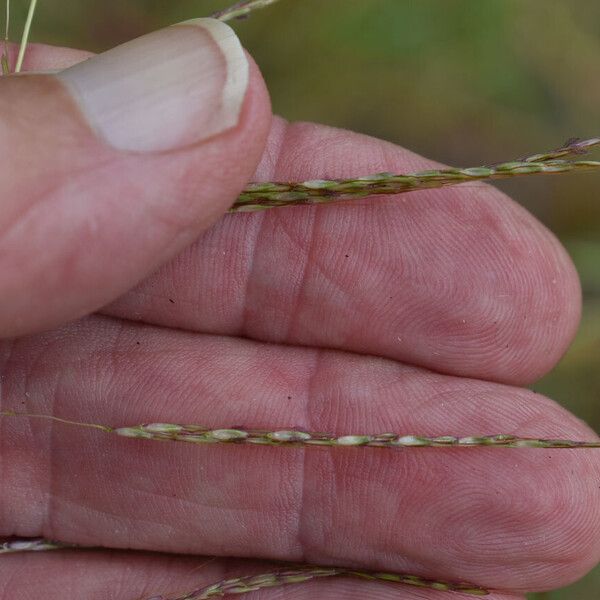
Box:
[16,0,600,597]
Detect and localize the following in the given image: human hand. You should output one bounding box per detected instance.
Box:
[0,21,598,600]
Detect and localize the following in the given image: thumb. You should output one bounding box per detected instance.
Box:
[0,18,271,337]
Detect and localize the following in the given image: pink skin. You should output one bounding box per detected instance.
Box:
[0,43,598,600]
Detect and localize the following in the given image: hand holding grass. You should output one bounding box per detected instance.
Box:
[0,17,598,600]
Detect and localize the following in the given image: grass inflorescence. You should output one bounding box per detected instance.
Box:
[166,566,490,598]
[2,410,600,450]
[232,137,600,212]
[212,0,285,22]
[116,423,600,449]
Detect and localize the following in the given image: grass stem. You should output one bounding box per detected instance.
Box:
[15,0,37,73]
[1,0,10,74]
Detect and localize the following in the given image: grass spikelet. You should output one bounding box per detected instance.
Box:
[0,538,72,554]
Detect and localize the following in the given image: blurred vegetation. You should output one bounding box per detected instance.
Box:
[14,0,600,597]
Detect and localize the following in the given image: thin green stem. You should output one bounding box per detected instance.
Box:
[230,138,600,213]
[15,0,37,73]
[212,0,285,22]
[1,0,10,74]
[0,410,113,433]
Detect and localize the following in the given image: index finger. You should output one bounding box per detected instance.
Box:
[107,118,581,385]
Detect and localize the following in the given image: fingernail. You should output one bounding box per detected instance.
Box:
[57,18,249,153]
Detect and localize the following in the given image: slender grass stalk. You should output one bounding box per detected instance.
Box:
[2,411,599,449]
[1,0,9,74]
[14,0,37,73]
[212,0,285,22]
[231,138,600,212]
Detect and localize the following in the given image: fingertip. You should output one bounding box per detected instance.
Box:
[425,189,583,385]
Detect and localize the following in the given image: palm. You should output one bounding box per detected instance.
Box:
[1,59,599,600]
